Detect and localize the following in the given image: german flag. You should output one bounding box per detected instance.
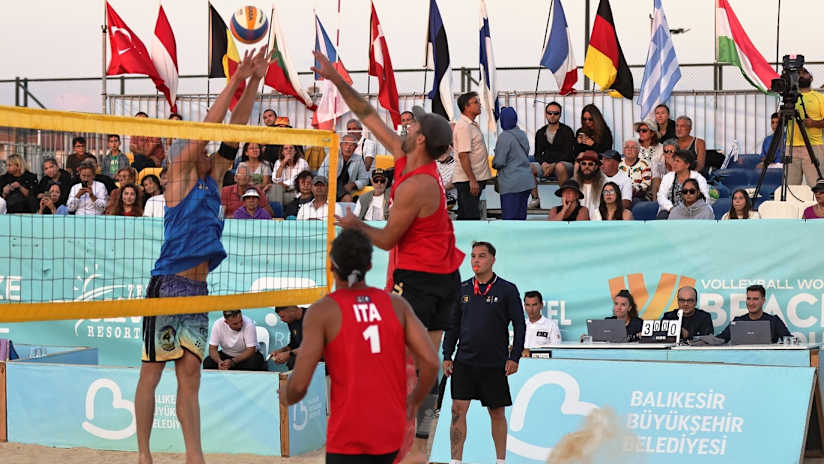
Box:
[583,0,633,99]
[208,3,245,108]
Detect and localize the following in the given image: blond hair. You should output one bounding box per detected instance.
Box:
[6,154,28,172]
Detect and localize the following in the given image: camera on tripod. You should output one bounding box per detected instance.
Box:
[771,54,805,105]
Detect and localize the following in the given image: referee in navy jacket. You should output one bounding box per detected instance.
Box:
[442,241,526,464]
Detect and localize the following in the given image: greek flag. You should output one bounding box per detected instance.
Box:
[637,0,681,119]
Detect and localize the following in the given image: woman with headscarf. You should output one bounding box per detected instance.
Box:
[492,107,536,220]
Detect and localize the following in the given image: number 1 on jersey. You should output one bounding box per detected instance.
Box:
[362,324,381,354]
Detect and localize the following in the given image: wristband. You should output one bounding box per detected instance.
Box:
[217,142,237,161]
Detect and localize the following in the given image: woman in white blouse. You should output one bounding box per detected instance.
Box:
[270,144,310,205]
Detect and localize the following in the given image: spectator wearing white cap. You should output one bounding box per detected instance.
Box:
[232,187,272,219]
[600,150,632,210]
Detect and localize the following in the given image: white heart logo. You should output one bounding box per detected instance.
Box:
[81,378,136,440]
[507,370,598,461]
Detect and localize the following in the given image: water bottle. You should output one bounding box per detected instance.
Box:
[730,139,740,164]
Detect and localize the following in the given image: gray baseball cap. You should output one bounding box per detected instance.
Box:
[411,106,452,149]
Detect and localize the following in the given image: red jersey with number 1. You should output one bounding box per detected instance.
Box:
[325,287,406,455]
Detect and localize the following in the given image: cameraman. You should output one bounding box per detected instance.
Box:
[789,68,824,187]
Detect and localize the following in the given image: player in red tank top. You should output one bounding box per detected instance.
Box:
[282,230,438,464]
[313,52,464,463]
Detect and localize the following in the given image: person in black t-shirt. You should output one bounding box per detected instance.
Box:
[717,285,791,343]
[606,289,643,341]
[270,305,305,369]
[661,286,714,340]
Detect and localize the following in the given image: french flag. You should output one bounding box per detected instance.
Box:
[312,14,352,130]
[539,0,577,95]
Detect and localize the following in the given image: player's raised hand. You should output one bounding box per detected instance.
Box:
[311,50,339,81]
[251,46,271,79]
[234,48,256,80]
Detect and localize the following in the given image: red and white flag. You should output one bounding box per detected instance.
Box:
[105,3,168,104]
[150,4,179,112]
[368,2,400,128]
[311,14,351,130]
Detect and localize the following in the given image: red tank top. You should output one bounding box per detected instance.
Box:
[325,287,406,455]
[388,156,465,277]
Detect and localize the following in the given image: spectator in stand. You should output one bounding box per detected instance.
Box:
[131,135,166,172]
[168,113,182,121]
[756,112,785,169]
[803,180,824,219]
[652,139,678,200]
[722,189,760,220]
[661,286,714,341]
[599,150,632,209]
[607,289,643,341]
[107,184,143,217]
[140,174,162,208]
[717,285,790,343]
[400,110,415,131]
[635,118,664,169]
[534,101,576,183]
[788,67,824,187]
[493,107,536,220]
[143,168,167,218]
[653,104,676,142]
[0,154,38,213]
[233,188,271,220]
[619,139,652,203]
[271,144,310,205]
[548,179,589,221]
[347,118,377,172]
[437,146,458,210]
[675,116,707,173]
[283,170,315,218]
[318,133,369,202]
[0,196,5,215]
[573,150,606,214]
[238,143,272,189]
[452,91,493,220]
[668,178,714,220]
[220,164,272,218]
[203,310,265,371]
[595,182,633,221]
[101,134,130,179]
[354,168,390,220]
[36,158,72,206]
[66,136,97,176]
[268,305,304,370]
[67,162,107,216]
[80,157,117,194]
[37,182,68,215]
[105,167,138,214]
[657,150,708,218]
[574,104,613,156]
[523,290,561,349]
[297,175,330,220]
[261,108,280,165]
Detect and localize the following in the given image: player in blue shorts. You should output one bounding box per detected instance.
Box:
[134,48,268,464]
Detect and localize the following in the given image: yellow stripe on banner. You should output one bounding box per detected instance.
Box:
[0,105,338,148]
[0,288,329,323]
[583,46,618,92]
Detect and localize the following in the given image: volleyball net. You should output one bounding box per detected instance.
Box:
[0,105,339,322]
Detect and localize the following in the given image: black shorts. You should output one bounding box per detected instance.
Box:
[450,360,512,409]
[392,269,460,331]
[326,450,398,464]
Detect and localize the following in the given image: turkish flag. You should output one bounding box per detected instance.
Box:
[368,3,401,128]
[106,3,167,102]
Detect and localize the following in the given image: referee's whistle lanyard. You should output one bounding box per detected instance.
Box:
[473,275,497,296]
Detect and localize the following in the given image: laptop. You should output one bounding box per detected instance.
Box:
[587,319,628,343]
[730,320,772,345]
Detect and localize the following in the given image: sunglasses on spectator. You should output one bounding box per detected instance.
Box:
[373,178,387,184]
[664,149,675,154]
[579,161,597,167]
[637,128,650,133]
[582,117,594,121]
[546,111,561,115]
[682,188,697,194]
[603,189,617,195]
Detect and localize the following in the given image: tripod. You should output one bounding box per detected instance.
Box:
[752,97,823,201]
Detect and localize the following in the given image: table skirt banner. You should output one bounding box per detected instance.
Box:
[5,362,325,455]
[431,358,815,463]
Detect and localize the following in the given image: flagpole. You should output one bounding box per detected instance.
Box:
[534,0,554,103]
[101,0,108,114]
[257,5,276,125]
[366,3,372,99]
[713,0,719,90]
[774,0,781,72]
[206,2,211,108]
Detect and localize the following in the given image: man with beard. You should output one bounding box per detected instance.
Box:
[573,150,606,215]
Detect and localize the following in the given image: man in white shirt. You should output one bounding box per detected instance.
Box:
[452,91,493,220]
[354,168,390,220]
[203,310,265,371]
[297,175,330,220]
[66,163,107,216]
[601,150,632,209]
[523,290,561,349]
[346,118,377,173]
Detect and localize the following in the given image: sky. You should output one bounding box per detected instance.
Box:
[0,0,821,112]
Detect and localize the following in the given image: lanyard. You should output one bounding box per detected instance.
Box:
[473,275,497,296]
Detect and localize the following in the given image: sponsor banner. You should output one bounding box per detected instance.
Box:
[431,358,814,463]
[288,363,328,455]
[368,220,824,344]
[5,362,324,455]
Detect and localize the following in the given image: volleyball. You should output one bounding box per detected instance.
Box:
[230,6,269,44]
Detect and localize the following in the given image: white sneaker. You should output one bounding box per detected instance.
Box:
[528,197,541,209]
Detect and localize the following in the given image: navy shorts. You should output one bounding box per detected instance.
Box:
[141,275,209,362]
[451,360,512,409]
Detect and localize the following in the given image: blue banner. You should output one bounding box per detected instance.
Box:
[5,362,325,455]
[431,358,814,463]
